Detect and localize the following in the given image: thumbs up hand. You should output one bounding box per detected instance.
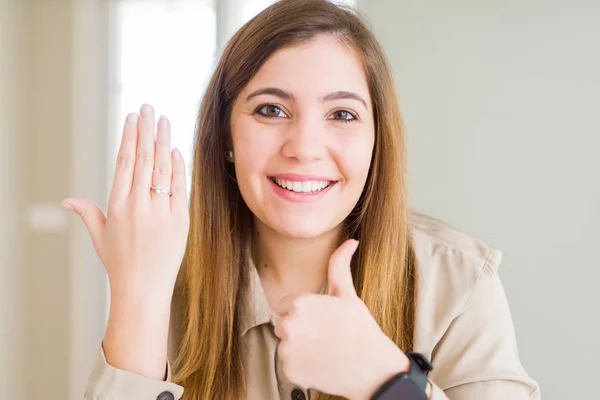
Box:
[274,240,411,399]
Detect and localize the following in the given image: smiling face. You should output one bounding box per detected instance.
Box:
[230,34,375,239]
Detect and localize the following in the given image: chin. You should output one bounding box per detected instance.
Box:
[266,214,339,239]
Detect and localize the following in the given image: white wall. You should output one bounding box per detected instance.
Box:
[0,0,24,397]
[69,0,111,397]
[0,0,109,398]
[359,1,600,399]
[4,0,75,398]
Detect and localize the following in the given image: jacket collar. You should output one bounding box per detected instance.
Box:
[239,256,328,336]
[240,256,276,336]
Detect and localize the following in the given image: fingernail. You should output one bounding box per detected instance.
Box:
[140,104,152,117]
[60,201,74,211]
[158,115,169,129]
[350,240,360,254]
[126,113,138,125]
[172,147,182,161]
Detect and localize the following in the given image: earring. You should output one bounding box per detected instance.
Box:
[225,150,234,162]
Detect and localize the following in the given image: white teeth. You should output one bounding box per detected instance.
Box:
[273,178,331,193]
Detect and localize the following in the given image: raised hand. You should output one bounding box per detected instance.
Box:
[61,104,190,379]
[274,240,410,399]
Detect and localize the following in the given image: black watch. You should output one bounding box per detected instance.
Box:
[370,352,433,400]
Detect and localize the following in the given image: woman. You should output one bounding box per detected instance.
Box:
[64,0,540,399]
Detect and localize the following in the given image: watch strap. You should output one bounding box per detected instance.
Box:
[370,352,433,400]
[405,351,433,392]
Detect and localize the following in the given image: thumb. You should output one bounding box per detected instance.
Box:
[328,239,359,298]
[60,198,106,250]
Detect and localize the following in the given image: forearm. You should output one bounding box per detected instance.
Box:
[103,290,172,381]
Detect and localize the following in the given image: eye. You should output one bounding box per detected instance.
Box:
[328,110,357,122]
[255,104,288,118]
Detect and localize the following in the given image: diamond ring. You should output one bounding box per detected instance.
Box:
[150,185,172,196]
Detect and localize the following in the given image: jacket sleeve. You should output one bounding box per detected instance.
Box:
[428,256,540,400]
[83,345,184,400]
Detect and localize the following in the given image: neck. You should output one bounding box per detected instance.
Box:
[251,219,343,295]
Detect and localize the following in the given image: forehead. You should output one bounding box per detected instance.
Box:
[242,34,370,102]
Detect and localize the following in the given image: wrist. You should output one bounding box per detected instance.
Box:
[109,278,175,310]
[104,294,172,380]
[357,340,409,400]
[109,291,172,323]
[426,380,433,399]
[366,351,434,400]
[104,279,174,376]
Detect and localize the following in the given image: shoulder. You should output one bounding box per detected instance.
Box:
[408,211,503,351]
[409,211,502,279]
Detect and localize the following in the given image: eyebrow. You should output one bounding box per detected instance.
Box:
[245,87,369,110]
[246,87,295,102]
[321,91,368,110]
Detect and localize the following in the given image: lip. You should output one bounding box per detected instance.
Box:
[268,173,337,182]
[267,177,336,203]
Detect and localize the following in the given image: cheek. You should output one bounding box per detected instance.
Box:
[337,132,374,185]
[232,120,279,189]
[233,116,280,156]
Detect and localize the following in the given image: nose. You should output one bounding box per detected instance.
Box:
[281,115,326,163]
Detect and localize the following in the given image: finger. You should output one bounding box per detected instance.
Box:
[132,104,156,197]
[61,198,106,252]
[151,115,172,206]
[109,113,138,205]
[274,315,287,339]
[327,239,359,298]
[273,293,300,317]
[170,148,188,214]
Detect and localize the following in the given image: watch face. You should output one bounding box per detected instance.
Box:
[378,375,428,400]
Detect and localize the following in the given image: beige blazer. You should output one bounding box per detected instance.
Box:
[84,213,540,399]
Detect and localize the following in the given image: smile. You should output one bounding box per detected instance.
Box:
[268,177,333,193]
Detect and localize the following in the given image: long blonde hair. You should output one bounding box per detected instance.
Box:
[173,1,416,398]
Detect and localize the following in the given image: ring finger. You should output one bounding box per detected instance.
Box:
[151,115,173,206]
